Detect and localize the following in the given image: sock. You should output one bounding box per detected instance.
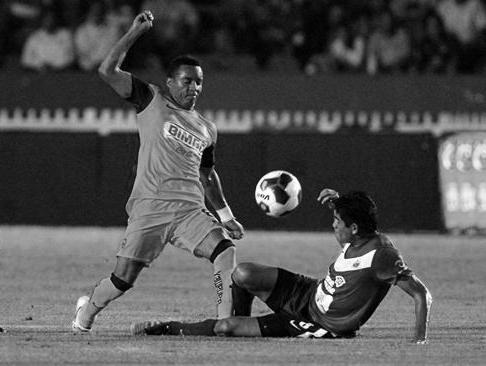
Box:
[77,277,125,328]
[213,247,236,319]
[231,281,254,316]
[168,319,217,336]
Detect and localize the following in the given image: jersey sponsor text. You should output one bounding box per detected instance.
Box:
[165,122,207,155]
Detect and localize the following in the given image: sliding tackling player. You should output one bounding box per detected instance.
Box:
[131,189,432,344]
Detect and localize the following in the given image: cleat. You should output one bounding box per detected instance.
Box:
[130,320,170,336]
[72,295,92,332]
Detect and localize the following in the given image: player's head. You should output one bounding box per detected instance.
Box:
[166,55,203,110]
[332,191,378,243]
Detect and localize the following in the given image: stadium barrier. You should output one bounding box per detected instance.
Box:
[1,72,485,231]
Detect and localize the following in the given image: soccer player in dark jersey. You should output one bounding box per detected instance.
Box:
[131,189,433,344]
[72,10,244,332]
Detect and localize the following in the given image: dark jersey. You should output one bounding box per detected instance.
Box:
[308,233,412,335]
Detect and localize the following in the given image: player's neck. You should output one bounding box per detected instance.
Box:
[167,94,195,111]
[350,232,377,247]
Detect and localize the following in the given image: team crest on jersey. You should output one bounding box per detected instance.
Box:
[334,245,376,272]
[334,275,346,288]
[164,122,207,155]
[394,258,408,274]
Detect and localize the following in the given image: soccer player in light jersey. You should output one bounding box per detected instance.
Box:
[131,189,432,344]
[72,10,244,332]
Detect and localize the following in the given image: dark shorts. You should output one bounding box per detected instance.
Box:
[256,268,335,338]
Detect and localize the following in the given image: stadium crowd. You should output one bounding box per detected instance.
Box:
[1,0,486,74]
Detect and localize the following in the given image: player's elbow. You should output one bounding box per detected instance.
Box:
[98,64,112,81]
[98,59,121,80]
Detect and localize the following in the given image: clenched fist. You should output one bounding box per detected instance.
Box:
[130,10,154,34]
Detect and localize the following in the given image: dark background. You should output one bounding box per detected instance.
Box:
[2,71,484,231]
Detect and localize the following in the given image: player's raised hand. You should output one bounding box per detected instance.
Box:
[317,188,339,208]
[223,219,245,240]
[130,10,154,34]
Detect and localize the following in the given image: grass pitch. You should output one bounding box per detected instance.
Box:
[0,226,485,365]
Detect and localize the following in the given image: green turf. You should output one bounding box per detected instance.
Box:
[0,226,485,365]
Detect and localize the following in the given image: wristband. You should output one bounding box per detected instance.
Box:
[216,206,234,223]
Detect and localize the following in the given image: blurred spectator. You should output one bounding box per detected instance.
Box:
[389,0,435,20]
[0,2,9,67]
[326,14,369,73]
[366,9,412,74]
[105,1,136,32]
[292,0,333,72]
[409,10,456,73]
[303,13,369,75]
[141,0,199,69]
[221,0,262,55]
[3,0,45,59]
[2,0,485,75]
[244,0,289,70]
[20,8,75,71]
[74,1,120,71]
[436,0,486,73]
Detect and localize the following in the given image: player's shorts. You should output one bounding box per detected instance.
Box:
[256,268,335,338]
[257,313,335,338]
[117,199,230,265]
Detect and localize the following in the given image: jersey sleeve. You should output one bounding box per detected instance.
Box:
[201,144,215,168]
[125,75,154,113]
[372,247,413,285]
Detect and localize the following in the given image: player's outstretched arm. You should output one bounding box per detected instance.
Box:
[98,10,153,98]
[396,274,433,344]
[200,167,244,240]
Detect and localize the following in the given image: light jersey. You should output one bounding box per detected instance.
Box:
[125,76,217,215]
[308,233,413,335]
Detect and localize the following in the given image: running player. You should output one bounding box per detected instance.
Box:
[131,189,433,344]
[72,10,244,332]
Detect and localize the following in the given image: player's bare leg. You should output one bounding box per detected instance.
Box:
[73,257,145,331]
[232,262,279,303]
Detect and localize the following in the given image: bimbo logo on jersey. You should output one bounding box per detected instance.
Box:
[165,122,207,154]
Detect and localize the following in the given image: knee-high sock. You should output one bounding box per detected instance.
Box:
[167,319,217,336]
[77,277,125,328]
[231,282,254,316]
[213,247,236,319]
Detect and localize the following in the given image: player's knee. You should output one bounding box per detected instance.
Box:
[231,262,257,288]
[210,239,235,264]
[213,318,238,336]
[113,257,146,285]
[110,273,133,292]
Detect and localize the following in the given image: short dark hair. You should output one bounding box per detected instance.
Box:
[166,55,202,78]
[334,191,378,235]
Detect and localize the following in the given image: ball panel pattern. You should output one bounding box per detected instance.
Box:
[255,170,302,218]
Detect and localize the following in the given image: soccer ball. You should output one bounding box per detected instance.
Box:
[255,170,302,217]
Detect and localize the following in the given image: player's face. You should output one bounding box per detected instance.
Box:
[167,65,203,110]
[332,211,354,245]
